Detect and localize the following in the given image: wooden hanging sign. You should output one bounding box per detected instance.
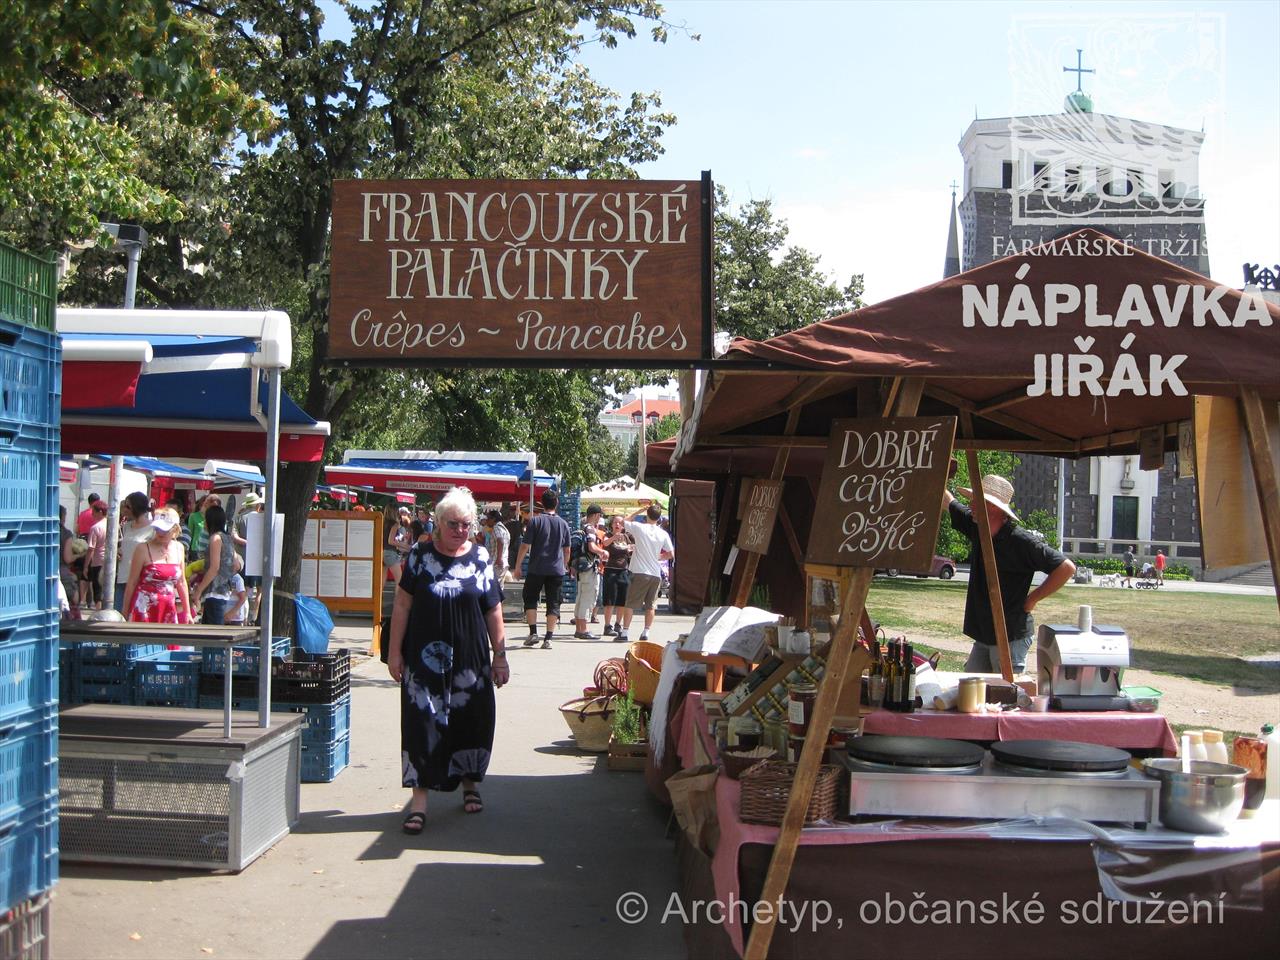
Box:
[806,416,956,571]
[736,478,784,555]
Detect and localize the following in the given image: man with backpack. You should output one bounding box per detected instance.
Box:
[571,504,608,640]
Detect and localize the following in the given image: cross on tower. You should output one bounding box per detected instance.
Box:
[1063,48,1094,93]
[949,180,959,195]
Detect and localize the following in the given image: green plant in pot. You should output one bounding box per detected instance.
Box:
[611,691,648,745]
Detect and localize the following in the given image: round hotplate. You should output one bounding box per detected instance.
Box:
[846,735,986,769]
[990,739,1131,773]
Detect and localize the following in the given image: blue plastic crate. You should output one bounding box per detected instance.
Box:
[71,642,165,665]
[0,518,57,627]
[58,647,71,705]
[0,443,58,523]
[133,654,201,708]
[0,618,57,723]
[73,660,133,683]
[0,796,58,913]
[278,694,351,745]
[0,711,57,824]
[201,636,290,676]
[300,733,350,783]
[69,677,130,706]
[0,317,59,430]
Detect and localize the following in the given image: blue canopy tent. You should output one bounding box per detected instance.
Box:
[58,309,331,731]
[325,450,555,500]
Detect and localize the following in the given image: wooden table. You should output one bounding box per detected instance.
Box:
[60,621,261,736]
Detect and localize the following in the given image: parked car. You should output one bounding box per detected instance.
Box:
[881,555,956,580]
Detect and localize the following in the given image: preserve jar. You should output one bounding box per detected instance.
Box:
[787,682,817,736]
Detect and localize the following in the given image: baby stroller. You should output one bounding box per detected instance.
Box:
[1135,562,1161,589]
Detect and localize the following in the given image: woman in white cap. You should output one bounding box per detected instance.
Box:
[123,507,193,623]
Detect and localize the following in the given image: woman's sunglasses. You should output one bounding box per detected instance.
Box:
[441,519,472,531]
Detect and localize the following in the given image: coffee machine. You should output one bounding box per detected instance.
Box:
[1037,606,1130,711]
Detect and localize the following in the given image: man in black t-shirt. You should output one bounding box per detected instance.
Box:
[942,471,1075,673]
[515,489,572,649]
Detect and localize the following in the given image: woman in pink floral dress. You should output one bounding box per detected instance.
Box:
[123,508,193,624]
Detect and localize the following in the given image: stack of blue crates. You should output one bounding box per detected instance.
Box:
[0,291,61,928]
[271,651,352,783]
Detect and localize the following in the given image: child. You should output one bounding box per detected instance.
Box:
[225,573,249,625]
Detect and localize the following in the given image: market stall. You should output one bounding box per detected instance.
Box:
[324,449,555,501]
[654,229,1280,958]
[576,475,670,514]
[51,308,335,868]
[672,692,1278,959]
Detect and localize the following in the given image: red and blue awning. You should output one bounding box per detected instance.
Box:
[325,451,555,500]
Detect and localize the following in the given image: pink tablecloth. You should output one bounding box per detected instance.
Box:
[862,707,1179,756]
[677,693,989,955]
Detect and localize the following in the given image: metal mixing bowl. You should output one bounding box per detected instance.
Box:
[1142,759,1247,833]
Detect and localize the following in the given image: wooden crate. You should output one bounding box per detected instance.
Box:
[607,736,648,771]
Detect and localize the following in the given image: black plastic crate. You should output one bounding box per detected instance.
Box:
[271,649,351,683]
[270,674,350,706]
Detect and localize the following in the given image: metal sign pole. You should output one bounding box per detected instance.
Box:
[258,368,282,730]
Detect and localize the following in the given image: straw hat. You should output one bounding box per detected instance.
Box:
[957,475,1019,521]
[240,492,263,509]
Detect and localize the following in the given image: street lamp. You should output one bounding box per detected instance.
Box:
[93,222,149,611]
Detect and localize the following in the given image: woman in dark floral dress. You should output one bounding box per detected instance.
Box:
[387,487,509,834]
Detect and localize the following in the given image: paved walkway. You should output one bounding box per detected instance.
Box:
[52,611,697,959]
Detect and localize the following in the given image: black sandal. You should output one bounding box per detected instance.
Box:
[402,811,426,834]
[462,790,483,814]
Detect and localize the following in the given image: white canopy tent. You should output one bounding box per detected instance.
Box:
[578,475,670,513]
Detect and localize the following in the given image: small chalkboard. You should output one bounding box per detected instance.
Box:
[737,479,784,555]
[806,416,956,570]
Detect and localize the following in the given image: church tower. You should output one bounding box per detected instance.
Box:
[952,51,1205,567]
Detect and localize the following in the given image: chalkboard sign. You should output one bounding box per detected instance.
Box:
[736,479,784,555]
[806,417,957,570]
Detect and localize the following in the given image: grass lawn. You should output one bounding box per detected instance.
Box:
[866,577,1280,693]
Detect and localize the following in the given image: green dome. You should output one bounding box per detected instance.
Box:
[1065,91,1093,113]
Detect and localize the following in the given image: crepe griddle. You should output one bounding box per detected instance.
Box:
[846,735,986,768]
[990,739,1131,773]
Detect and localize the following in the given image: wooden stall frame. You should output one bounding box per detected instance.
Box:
[744,377,926,960]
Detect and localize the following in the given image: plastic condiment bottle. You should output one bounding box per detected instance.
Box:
[1202,730,1229,765]
[1183,730,1208,761]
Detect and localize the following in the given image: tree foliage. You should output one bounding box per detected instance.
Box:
[0,0,268,246]
[713,184,864,342]
[935,451,1023,561]
[43,0,680,633]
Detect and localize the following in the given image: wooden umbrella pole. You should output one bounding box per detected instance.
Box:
[744,377,923,960]
[959,414,1014,682]
[1238,387,1280,615]
[742,568,873,960]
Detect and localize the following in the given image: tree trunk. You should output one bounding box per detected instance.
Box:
[273,458,326,639]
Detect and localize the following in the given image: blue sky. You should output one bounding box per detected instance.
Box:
[574,0,1280,303]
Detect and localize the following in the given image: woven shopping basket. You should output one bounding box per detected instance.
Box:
[559,696,616,752]
[625,640,664,706]
[739,760,840,826]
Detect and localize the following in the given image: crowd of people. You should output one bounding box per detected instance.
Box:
[381,484,676,833]
[59,489,266,626]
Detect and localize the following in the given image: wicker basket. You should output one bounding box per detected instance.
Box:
[722,747,780,781]
[739,760,840,826]
[559,696,615,752]
[625,640,665,706]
